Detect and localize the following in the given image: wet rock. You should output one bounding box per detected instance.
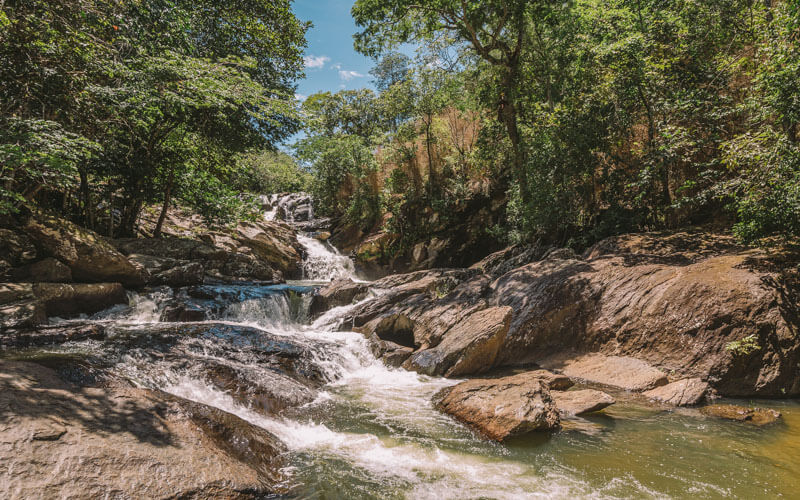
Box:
[0,300,45,330]
[23,212,145,286]
[433,372,560,441]
[700,404,781,425]
[160,303,207,322]
[405,306,512,377]
[0,360,287,498]
[542,354,668,392]
[310,279,369,317]
[33,282,127,318]
[368,333,414,368]
[643,378,708,406]
[551,389,616,416]
[203,361,315,414]
[11,257,72,282]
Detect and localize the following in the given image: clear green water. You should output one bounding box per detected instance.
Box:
[18,282,799,499]
[283,367,800,499]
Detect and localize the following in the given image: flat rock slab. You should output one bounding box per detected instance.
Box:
[643,378,708,406]
[551,389,615,416]
[700,404,781,425]
[433,372,560,441]
[543,354,668,392]
[0,360,287,498]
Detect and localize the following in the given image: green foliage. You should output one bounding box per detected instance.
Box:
[234,150,311,194]
[0,0,307,235]
[725,335,762,357]
[348,0,800,249]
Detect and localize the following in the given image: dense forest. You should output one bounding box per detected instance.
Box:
[2,0,800,251]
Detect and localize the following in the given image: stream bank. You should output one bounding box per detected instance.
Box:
[2,195,800,498]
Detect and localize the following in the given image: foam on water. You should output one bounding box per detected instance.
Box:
[297,234,359,281]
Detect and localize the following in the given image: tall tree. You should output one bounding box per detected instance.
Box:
[352,0,538,202]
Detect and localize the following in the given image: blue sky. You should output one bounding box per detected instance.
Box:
[293,0,376,99]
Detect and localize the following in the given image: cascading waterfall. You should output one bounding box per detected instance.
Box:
[296,234,358,282]
[33,195,793,498]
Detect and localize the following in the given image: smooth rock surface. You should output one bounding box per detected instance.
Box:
[310,278,369,317]
[643,378,709,406]
[433,372,560,441]
[406,306,512,377]
[0,360,287,499]
[23,213,145,286]
[542,354,669,392]
[551,389,616,416]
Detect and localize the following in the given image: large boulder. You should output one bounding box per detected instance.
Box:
[23,213,144,287]
[540,354,668,392]
[309,279,370,317]
[0,360,287,498]
[341,231,800,397]
[642,378,709,406]
[10,257,72,282]
[127,253,204,286]
[0,282,127,329]
[404,306,512,377]
[433,372,561,441]
[114,219,302,284]
[492,246,800,397]
[32,283,128,318]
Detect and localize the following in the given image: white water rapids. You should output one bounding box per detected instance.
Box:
[51,197,776,498]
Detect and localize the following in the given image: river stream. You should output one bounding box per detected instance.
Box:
[8,213,800,498]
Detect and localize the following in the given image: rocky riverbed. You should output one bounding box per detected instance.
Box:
[2,197,800,498]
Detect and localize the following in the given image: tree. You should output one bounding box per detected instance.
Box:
[370,52,411,91]
[352,0,543,202]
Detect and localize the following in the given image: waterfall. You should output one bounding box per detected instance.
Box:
[296,234,358,282]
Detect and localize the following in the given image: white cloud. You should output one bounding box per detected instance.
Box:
[332,63,342,70]
[303,55,330,69]
[294,93,307,102]
[339,70,365,81]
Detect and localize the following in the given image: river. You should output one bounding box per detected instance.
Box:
[11,209,800,498]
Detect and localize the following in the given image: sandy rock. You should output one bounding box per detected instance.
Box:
[0,360,287,499]
[433,372,560,441]
[542,354,668,392]
[551,389,616,416]
[700,404,781,425]
[643,378,708,406]
[23,213,144,286]
[406,306,512,377]
[309,279,369,317]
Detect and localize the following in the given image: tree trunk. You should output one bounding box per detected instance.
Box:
[153,168,175,238]
[79,168,94,231]
[424,118,436,199]
[499,67,529,204]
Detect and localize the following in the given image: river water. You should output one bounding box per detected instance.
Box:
[11,225,800,498]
